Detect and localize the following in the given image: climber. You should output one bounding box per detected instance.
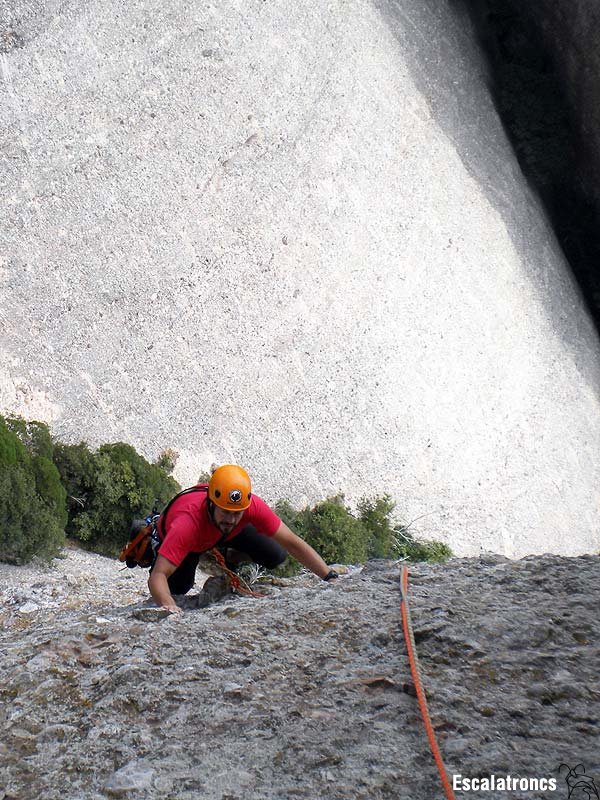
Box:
[148,464,338,613]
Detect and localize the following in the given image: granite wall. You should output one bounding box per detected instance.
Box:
[1,0,599,556]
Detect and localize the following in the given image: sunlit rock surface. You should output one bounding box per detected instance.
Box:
[1,0,599,556]
[0,549,598,799]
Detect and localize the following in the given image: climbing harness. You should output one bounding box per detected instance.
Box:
[400,565,456,800]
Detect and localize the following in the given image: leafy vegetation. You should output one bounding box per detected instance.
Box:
[357,494,397,559]
[1,413,451,567]
[274,493,452,575]
[53,441,180,557]
[0,415,66,564]
[392,525,453,563]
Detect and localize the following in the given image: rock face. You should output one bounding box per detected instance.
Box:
[457,0,600,333]
[1,0,599,556]
[0,549,598,799]
[529,0,600,204]
[526,0,600,319]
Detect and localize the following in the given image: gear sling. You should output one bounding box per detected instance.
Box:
[118,485,209,569]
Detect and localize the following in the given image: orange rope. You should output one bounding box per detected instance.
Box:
[208,549,267,598]
[400,566,456,800]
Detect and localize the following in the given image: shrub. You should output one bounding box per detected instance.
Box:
[273,499,309,538]
[274,493,452,571]
[392,525,453,563]
[304,496,367,564]
[155,448,179,474]
[357,494,397,558]
[273,495,367,573]
[359,494,453,563]
[1,412,452,569]
[31,455,68,529]
[4,416,54,460]
[53,441,180,556]
[271,499,312,576]
[0,415,66,564]
[52,441,98,536]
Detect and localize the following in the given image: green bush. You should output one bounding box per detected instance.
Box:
[53,441,180,557]
[274,493,452,571]
[271,499,310,576]
[52,441,98,537]
[392,526,453,563]
[359,494,453,563]
[273,499,308,538]
[0,415,66,564]
[1,412,451,569]
[273,495,367,573]
[4,416,54,460]
[304,496,367,564]
[31,455,68,529]
[357,494,397,559]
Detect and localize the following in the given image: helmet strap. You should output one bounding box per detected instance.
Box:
[207,498,217,523]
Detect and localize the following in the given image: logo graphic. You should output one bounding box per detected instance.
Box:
[229,489,242,504]
[558,764,599,799]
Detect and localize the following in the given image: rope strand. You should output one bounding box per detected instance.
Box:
[207,549,267,598]
[400,565,456,800]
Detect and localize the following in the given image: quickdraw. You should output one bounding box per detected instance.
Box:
[400,565,456,800]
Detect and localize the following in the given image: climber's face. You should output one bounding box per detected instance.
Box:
[212,505,245,536]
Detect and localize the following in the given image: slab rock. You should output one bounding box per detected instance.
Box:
[1,0,599,557]
[105,760,155,796]
[0,548,598,799]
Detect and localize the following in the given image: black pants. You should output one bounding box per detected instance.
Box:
[164,524,287,595]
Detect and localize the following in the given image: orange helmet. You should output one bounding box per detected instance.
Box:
[208,464,252,511]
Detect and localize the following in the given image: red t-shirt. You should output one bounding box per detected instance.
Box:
[157,486,281,567]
